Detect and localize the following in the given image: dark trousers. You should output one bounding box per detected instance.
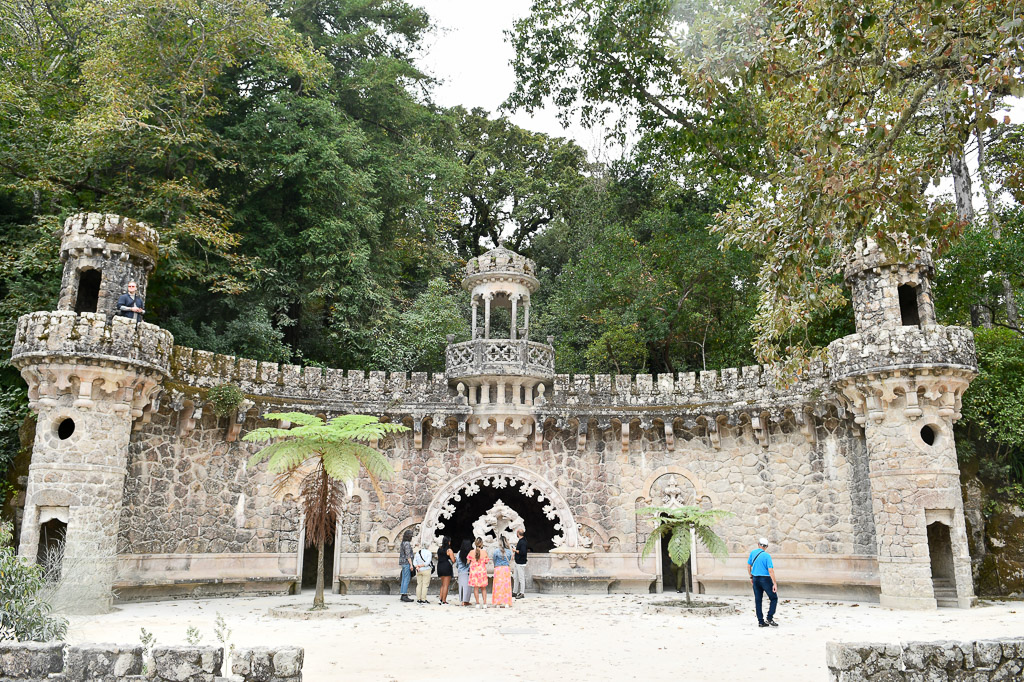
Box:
[752,576,777,623]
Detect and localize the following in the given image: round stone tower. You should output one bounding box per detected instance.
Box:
[56,213,159,317]
[445,247,554,463]
[829,238,977,609]
[10,213,172,612]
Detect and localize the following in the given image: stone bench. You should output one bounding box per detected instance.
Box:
[114,575,298,602]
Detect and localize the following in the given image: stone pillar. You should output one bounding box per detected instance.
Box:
[523,295,530,340]
[829,238,977,609]
[471,297,478,339]
[484,294,492,340]
[510,295,518,340]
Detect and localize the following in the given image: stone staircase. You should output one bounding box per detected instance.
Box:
[933,578,959,607]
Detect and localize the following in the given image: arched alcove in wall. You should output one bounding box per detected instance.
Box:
[418,465,580,549]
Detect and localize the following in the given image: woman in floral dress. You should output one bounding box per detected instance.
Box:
[467,537,489,607]
[490,535,514,608]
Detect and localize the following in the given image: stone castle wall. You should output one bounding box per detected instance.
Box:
[110,343,878,598]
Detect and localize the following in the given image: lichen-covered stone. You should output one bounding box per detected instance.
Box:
[151,646,222,682]
[827,639,1024,681]
[0,642,63,679]
[63,644,143,680]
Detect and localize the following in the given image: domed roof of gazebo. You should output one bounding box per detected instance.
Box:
[463,245,539,293]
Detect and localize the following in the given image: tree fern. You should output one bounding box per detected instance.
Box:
[637,505,733,605]
[243,411,405,610]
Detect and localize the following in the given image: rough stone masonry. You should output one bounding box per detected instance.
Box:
[8,213,979,610]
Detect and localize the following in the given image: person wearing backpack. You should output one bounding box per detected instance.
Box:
[747,537,779,627]
[413,544,434,603]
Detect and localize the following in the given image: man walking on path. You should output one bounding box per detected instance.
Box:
[116,281,145,322]
[512,528,528,599]
[747,537,778,627]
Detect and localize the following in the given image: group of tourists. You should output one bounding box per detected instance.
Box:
[398,528,529,607]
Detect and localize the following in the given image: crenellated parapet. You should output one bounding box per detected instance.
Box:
[170,346,455,407]
[11,311,172,417]
[828,326,976,379]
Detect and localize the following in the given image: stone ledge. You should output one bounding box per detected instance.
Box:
[826,638,1024,681]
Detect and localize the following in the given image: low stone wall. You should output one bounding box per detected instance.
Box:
[0,642,303,681]
[826,638,1024,681]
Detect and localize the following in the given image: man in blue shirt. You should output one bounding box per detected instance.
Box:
[747,537,778,627]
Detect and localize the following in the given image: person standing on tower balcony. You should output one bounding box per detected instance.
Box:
[748,537,779,627]
[116,281,145,321]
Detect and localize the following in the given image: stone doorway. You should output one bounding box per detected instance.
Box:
[419,465,582,551]
[301,536,335,591]
[36,518,67,581]
[927,521,956,605]
[659,537,693,594]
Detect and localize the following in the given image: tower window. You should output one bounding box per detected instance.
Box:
[898,284,921,327]
[74,269,102,314]
[56,417,76,440]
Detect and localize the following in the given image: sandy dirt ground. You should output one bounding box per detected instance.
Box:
[66,592,1023,681]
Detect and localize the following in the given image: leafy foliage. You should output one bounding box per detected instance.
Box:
[509,0,1024,370]
[370,278,470,372]
[444,107,589,257]
[637,505,732,604]
[244,412,405,609]
[207,384,245,419]
[531,164,760,374]
[0,520,68,642]
[957,328,1024,483]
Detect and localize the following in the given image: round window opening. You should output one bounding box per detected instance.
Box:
[56,417,76,440]
[920,424,936,446]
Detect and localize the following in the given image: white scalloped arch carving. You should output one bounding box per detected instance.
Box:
[418,465,580,548]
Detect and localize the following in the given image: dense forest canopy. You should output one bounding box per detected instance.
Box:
[2,0,1024,506]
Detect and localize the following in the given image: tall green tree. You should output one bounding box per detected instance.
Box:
[444,107,589,258]
[509,0,1024,370]
[244,412,405,610]
[532,163,761,374]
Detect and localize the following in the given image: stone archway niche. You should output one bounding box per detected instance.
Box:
[418,465,581,548]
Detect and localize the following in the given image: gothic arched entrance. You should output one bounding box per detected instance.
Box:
[418,465,581,551]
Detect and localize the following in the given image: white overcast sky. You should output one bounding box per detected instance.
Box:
[413,0,619,160]
[413,1,1019,213]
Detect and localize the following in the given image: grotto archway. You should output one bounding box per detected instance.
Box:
[418,465,580,550]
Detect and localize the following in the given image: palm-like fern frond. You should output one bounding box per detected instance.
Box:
[637,505,734,568]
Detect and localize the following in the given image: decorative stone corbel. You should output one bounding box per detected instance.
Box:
[620,421,630,451]
[794,409,816,445]
[577,420,588,450]
[177,402,202,439]
[751,414,769,449]
[226,399,255,442]
[903,388,922,420]
[457,419,467,449]
[664,421,675,451]
[707,418,722,450]
[534,417,544,452]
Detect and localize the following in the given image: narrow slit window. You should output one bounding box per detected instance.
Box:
[898,284,921,327]
[74,270,102,314]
